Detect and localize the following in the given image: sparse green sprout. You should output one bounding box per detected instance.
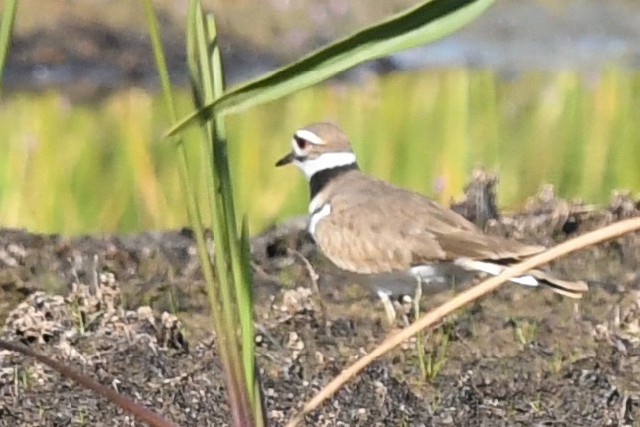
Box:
[510,318,538,346]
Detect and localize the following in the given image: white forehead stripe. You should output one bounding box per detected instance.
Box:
[295,129,325,145]
[294,151,357,180]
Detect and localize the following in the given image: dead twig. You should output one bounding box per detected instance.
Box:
[288,249,327,321]
[0,339,180,427]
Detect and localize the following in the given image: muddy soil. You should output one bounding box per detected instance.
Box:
[0,182,639,426]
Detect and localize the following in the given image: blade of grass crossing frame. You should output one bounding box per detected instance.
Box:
[186,4,203,107]
[143,1,245,421]
[143,1,251,423]
[193,3,239,369]
[205,13,257,398]
[191,1,216,216]
[143,0,220,341]
[207,14,225,99]
[192,1,232,297]
[193,2,263,423]
[189,2,252,424]
[168,0,495,135]
[0,0,18,96]
[142,0,177,120]
[239,216,257,405]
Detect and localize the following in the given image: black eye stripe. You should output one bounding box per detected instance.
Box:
[294,135,308,149]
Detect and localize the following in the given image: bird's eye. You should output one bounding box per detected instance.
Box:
[295,136,308,150]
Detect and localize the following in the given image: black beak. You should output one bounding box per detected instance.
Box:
[275,151,295,167]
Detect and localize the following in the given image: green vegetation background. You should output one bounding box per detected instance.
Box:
[1,68,638,234]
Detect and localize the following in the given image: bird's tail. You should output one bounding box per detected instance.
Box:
[453,258,589,299]
[525,269,589,299]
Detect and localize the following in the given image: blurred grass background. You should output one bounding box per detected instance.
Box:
[1,67,639,235]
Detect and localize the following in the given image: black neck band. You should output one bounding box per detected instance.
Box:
[309,163,358,200]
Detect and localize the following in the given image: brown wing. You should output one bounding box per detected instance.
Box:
[314,197,447,274]
[314,172,543,274]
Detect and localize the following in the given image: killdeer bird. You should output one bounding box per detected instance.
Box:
[276,122,588,320]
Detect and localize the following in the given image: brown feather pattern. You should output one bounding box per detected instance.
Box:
[313,170,542,272]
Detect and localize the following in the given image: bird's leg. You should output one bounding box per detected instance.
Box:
[378,278,424,326]
[413,277,423,322]
[377,290,397,325]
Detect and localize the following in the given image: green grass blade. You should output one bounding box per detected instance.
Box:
[238,216,256,401]
[205,13,256,398]
[191,1,217,225]
[186,4,203,106]
[145,1,254,425]
[189,2,261,424]
[190,3,252,425]
[207,14,225,100]
[142,0,177,120]
[168,0,494,135]
[0,0,18,96]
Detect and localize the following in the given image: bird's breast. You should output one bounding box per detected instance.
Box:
[308,202,331,237]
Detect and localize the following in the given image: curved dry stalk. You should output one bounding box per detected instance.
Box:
[288,248,327,320]
[0,339,180,427]
[286,217,640,427]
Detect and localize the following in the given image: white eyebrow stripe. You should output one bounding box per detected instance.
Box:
[295,129,325,145]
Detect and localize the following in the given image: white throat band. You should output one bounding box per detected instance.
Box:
[295,151,357,180]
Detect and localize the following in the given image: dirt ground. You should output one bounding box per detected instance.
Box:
[0,182,639,426]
